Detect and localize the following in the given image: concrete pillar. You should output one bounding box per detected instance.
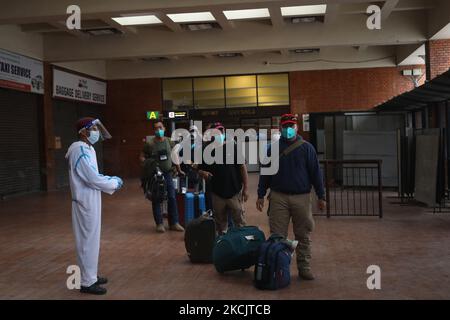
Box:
[42,62,56,190]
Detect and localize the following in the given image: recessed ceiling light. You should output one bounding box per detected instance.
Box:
[111,15,162,26]
[183,23,219,31]
[291,16,318,24]
[281,5,327,17]
[223,8,270,20]
[82,28,122,36]
[290,48,320,54]
[216,52,243,57]
[167,12,215,23]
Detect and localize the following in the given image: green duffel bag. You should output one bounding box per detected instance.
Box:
[213,226,266,273]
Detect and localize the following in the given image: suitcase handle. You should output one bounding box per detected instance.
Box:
[183,176,206,194]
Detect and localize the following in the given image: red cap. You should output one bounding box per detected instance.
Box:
[211,122,225,131]
[280,114,298,126]
[76,117,95,132]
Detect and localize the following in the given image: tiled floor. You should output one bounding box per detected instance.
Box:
[0,174,449,299]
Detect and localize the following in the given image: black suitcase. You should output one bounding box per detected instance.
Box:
[184,211,216,263]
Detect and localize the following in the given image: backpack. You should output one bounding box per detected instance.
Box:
[254,234,292,290]
[141,167,167,202]
[212,226,265,273]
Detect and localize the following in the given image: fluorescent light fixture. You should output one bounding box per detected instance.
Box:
[223,8,270,20]
[281,5,327,17]
[167,12,215,23]
[111,15,162,26]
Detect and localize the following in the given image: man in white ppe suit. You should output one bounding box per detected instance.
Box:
[66,117,123,295]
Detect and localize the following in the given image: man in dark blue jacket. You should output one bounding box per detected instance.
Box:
[256,114,326,280]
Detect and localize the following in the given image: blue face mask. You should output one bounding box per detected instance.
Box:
[215,133,225,144]
[281,127,296,139]
[155,129,165,137]
[87,130,100,145]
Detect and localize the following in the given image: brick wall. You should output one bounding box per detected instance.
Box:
[426,39,450,80]
[290,65,425,139]
[103,78,161,178]
[104,66,424,177]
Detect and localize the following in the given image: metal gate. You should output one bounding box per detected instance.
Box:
[0,88,42,198]
[318,160,383,218]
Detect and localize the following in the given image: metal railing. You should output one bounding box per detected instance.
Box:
[319,160,383,218]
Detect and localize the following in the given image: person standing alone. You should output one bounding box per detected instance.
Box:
[256,114,326,281]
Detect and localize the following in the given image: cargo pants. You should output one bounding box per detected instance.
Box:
[212,192,246,234]
[267,191,315,272]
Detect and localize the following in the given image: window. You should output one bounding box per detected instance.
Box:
[162,78,193,110]
[225,75,257,108]
[257,74,289,106]
[194,77,225,109]
[162,73,289,109]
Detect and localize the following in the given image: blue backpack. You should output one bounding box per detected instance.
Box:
[254,234,292,290]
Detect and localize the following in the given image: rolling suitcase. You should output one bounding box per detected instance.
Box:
[178,177,207,227]
[184,210,216,263]
[213,226,266,273]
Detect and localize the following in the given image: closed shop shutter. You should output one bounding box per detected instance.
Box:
[0,88,42,197]
[53,99,104,188]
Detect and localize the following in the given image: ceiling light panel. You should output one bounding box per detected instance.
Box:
[167,12,216,23]
[111,15,162,26]
[223,8,270,20]
[281,5,327,17]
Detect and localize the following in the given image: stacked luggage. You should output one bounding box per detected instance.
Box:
[176,177,206,227]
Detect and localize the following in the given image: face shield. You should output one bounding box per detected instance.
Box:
[78,119,112,141]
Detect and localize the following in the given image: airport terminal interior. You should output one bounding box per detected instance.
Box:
[1,0,450,299]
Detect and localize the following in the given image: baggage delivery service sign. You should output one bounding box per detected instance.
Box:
[53,69,107,104]
[0,49,44,94]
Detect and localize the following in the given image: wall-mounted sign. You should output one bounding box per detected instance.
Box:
[164,110,189,120]
[0,49,44,94]
[146,111,160,120]
[302,114,310,132]
[53,69,106,104]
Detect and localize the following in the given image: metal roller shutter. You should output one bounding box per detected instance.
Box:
[53,99,104,188]
[0,88,42,198]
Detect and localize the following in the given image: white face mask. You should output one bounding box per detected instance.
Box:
[87,130,100,144]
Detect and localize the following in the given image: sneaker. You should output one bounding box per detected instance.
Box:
[156,224,166,233]
[298,269,315,280]
[169,223,185,232]
[80,283,107,295]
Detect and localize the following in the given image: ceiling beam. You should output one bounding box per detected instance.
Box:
[20,23,61,33]
[324,4,339,24]
[428,0,450,39]
[268,6,284,28]
[0,0,386,25]
[43,10,427,62]
[396,43,425,65]
[211,10,235,30]
[48,21,89,38]
[100,17,138,35]
[381,0,400,21]
[154,13,183,32]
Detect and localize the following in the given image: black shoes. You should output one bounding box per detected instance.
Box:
[95,276,108,285]
[80,283,107,295]
[80,276,108,295]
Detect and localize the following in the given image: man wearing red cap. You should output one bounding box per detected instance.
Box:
[256,114,326,281]
[66,117,123,295]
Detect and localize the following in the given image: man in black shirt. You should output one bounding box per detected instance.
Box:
[198,122,249,234]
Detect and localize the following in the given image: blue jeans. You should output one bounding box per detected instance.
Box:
[152,172,179,226]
